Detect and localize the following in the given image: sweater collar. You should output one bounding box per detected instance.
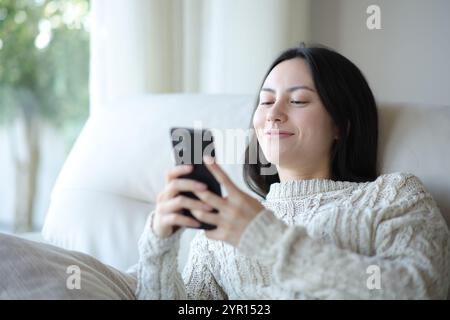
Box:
[266,178,362,200]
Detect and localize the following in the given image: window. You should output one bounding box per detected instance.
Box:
[0,0,90,232]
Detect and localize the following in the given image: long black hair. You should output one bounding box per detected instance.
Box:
[243,43,379,198]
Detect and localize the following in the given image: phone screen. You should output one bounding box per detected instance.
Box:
[170,127,221,230]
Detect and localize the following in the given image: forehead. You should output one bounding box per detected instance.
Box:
[262,58,315,90]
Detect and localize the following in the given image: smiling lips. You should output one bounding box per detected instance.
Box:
[264,129,295,138]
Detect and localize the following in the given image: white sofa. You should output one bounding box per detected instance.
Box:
[41,94,450,273]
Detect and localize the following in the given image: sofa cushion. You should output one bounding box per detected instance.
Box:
[0,233,136,299]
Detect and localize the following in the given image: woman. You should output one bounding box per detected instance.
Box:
[135,44,450,299]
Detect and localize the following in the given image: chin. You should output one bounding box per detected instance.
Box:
[260,149,290,166]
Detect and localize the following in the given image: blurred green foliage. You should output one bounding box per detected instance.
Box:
[0,0,89,151]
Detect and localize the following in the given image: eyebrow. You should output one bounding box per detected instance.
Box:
[260,85,315,93]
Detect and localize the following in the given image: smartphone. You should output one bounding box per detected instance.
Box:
[170,127,221,230]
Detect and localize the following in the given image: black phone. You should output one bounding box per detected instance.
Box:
[170,127,221,230]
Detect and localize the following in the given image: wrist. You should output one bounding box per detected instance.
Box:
[139,211,183,255]
[237,209,288,263]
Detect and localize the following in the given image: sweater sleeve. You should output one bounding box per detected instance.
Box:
[238,193,450,299]
[135,211,227,300]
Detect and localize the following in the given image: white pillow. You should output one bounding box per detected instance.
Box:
[42,94,255,271]
[43,188,153,270]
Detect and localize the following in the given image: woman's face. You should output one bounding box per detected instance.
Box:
[253,58,338,174]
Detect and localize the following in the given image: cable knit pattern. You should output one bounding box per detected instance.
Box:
[135,172,450,299]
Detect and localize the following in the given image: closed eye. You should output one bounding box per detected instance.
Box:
[259,101,308,106]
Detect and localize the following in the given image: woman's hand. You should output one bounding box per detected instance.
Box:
[191,156,265,247]
[153,165,214,238]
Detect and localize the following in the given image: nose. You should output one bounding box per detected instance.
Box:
[266,100,287,124]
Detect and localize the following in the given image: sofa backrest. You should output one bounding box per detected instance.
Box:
[42,94,450,271]
[378,103,450,225]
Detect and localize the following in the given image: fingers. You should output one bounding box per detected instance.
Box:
[162,178,208,200]
[160,195,213,213]
[191,209,220,226]
[203,156,239,194]
[165,165,193,183]
[193,189,227,211]
[154,195,210,237]
[161,213,201,229]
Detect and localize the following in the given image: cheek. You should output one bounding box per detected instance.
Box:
[292,110,334,144]
[252,110,265,137]
[253,109,264,127]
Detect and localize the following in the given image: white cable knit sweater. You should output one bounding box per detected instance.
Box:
[135,172,450,299]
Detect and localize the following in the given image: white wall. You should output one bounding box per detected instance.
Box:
[91,0,450,109]
[90,0,311,112]
[198,0,310,95]
[311,0,450,106]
